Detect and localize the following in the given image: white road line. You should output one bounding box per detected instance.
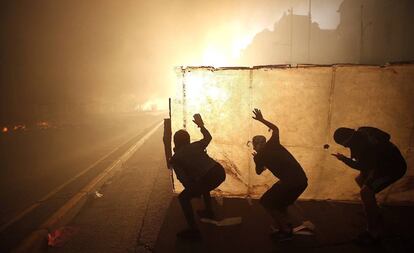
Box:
[0,121,163,233]
[41,120,163,228]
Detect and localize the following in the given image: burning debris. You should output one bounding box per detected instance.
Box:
[36,121,52,129]
[13,124,27,131]
[0,121,56,134]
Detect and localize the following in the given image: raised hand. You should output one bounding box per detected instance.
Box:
[192,113,204,128]
[252,108,264,121]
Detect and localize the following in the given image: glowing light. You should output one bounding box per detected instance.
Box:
[184,72,229,111]
[37,121,51,129]
[2,127,8,133]
[202,46,228,67]
[13,125,27,131]
[197,21,263,67]
[137,98,167,111]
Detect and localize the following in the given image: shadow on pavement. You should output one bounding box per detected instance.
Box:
[155,197,414,253]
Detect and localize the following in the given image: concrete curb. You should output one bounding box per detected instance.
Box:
[12,121,163,253]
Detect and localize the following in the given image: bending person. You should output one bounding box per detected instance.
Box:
[332,126,406,245]
[169,114,226,240]
[251,108,308,242]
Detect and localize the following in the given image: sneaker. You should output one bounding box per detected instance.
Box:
[176,228,202,241]
[353,231,381,246]
[270,230,293,242]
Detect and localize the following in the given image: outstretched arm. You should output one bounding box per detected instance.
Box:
[252,108,279,142]
[252,108,278,131]
[198,125,212,149]
[331,153,363,171]
[193,114,212,149]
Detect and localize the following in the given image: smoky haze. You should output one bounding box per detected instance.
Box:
[0,0,413,123]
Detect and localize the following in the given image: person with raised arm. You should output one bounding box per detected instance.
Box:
[169,114,226,240]
[251,108,308,242]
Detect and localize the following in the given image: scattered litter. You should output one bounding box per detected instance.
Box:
[293,220,315,233]
[294,229,314,235]
[200,218,218,225]
[94,191,104,198]
[200,217,242,226]
[270,220,315,236]
[48,226,78,247]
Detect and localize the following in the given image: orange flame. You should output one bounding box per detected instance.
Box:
[13,124,27,131]
[37,121,51,129]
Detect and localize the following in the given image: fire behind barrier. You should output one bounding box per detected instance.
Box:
[167,64,414,204]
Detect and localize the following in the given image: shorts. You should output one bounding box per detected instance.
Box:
[364,168,406,193]
[260,180,307,211]
[363,145,406,193]
[182,163,226,198]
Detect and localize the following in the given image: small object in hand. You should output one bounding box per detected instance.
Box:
[193,113,204,127]
[323,144,330,149]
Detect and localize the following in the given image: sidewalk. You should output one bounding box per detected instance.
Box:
[50,127,414,253]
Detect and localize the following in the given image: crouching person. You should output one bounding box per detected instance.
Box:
[169,114,226,240]
[332,126,406,245]
[251,109,308,242]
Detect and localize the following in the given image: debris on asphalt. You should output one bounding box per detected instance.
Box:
[200,217,242,226]
[47,226,78,247]
[270,220,316,236]
[293,220,315,235]
[94,191,104,198]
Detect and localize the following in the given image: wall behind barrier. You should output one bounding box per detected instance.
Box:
[171,64,414,204]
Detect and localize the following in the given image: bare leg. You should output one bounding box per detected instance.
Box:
[196,191,215,219]
[202,192,213,212]
[178,190,197,229]
[360,185,383,237]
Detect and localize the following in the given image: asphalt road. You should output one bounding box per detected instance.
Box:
[42,126,414,253]
[49,125,173,253]
[0,112,164,252]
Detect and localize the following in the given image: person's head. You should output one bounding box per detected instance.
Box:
[173,129,190,151]
[333,127,355,147]
[252,135,266,152]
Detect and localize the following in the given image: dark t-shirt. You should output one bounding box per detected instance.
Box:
[349,127,383,170]
[170,127,217,186]
[350,126,404,175]
[254,130,307,185]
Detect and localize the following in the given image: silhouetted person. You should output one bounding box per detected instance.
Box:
[251,108,308,242]
[169,114,226,240]
[332,126,407,245]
